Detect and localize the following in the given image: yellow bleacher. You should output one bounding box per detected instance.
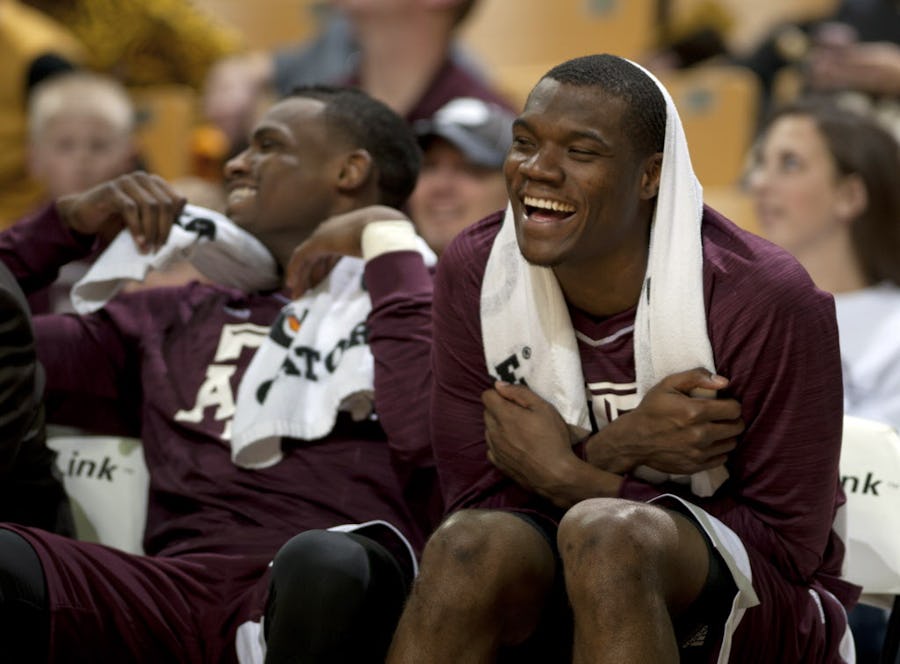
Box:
[458,0,656,70]
[131,0,833,236]
[657,63,760,188]
[130,84,200,181]
[189,0,324,51]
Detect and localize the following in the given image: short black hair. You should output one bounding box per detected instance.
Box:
[541,54,666,158]
[288,85,422,208]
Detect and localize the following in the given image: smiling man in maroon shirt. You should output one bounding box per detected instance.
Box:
[387,55,858,663]
[0,86,436,663]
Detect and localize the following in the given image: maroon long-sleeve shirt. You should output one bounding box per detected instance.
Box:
[431,207,859,662]
[0,204,437,558]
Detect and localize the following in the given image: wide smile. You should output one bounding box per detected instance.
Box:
[521,195,577,225]
[227,185,257,205]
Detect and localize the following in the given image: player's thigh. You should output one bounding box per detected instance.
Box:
[6,525,267,663]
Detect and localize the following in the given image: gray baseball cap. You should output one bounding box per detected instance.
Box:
[413,97,515,169]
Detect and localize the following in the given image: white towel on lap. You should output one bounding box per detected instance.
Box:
[481,61,728,497]
[71,204,280,313]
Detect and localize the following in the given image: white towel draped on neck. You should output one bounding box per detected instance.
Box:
[480,61,728,497]
[230,257,374,469]
[71,204,280,314]
[231,239,436,469]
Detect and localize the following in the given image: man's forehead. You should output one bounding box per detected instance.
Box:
[257,96,327,130]
[525,78,622,111]
[520,79,629,135]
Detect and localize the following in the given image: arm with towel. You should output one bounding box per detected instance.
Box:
[283,205,441,530]
[0,196,141,436]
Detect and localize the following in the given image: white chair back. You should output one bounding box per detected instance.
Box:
[46,434,149,555]
[840,416,900,663]
[840,415,900,595]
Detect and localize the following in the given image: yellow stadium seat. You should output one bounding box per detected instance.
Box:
[130,85,199,181]
[711,0,840,55]
[459,0,656,77]
[190,0,323,51]
[658,64,761,188]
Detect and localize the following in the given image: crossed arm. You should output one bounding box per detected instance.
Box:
[431,225,845,587]
[483,369,743,509]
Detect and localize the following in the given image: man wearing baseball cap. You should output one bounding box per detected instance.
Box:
[409,97,514,255]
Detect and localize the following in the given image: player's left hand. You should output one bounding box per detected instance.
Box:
[285,205,409,298]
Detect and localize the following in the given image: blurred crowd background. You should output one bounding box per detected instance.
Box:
[4,0,898,235]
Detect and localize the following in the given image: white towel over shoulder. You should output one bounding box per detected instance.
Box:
[230,257,373,469]
[231,235,436,469]
[481,61,727,497]
[71,204,280,313]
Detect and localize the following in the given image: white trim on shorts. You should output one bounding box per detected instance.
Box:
[649,494,759,664]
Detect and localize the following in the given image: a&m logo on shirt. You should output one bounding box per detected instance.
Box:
[174,322,270,440]
[587,380,639,427]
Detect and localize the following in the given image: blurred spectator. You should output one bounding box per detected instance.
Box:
[0,0,84,226]
[804,19,900,138]
[202,5,353,148]
[747,98,900,661]
[748,95,900,430]
[24,71,140,313]
[3,0,238,226]
[203,0,514,155]
[28,71,139,201]
[736,0,900,125]
[408,96,512,255]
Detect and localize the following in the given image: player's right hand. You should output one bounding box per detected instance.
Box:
[56,171,187,253]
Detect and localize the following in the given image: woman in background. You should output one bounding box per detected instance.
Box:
[748,97,900,663]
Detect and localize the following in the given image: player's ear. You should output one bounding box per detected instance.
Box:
[640,152,663,200]
[336,149,374,193]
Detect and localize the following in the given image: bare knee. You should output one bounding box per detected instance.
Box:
[558,499,676,593]
[420,510,551,583]
[391,512,556,656]
[420,510,506,569]
[412,510,555,616]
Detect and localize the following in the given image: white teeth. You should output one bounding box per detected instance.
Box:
[523,195,575,213]
[228,187,256,201]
